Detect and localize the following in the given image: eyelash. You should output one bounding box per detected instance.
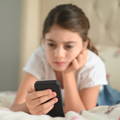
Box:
[65,45,73,49]
[47,43,55,47]
[47,43,74,49]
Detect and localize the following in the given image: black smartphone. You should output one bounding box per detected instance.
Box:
[34,80,64,117]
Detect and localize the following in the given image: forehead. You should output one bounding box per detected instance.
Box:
[45,25,82,43]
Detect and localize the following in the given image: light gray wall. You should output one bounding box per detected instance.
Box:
[0,0,21,91]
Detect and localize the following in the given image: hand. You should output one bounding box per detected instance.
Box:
[25,87,58,115]
[63,49,88,74]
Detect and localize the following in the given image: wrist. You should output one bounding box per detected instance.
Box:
[62,72,75,82]
[62,71,74,77]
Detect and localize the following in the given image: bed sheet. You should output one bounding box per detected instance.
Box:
[0,91,120,120]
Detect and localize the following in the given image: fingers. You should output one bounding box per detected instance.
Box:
[72,59,79,69]
[40,97,58,110]
[28,86,34,93]
[40,105,54,115]
[77,49,88,63]
[32,97,58,115]
[32,104,54,115]
[31,92,57,107]
[73,49,88,70]
[26,88,58,115]
[30,89,52,100]
[26,89,53,110]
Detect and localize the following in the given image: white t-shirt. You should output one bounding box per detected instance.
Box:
[23,46,108,100]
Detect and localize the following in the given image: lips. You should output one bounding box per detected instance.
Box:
[54,61,66,66]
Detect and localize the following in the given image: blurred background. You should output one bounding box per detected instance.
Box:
[0,0,21,91]
[0,0,120,91]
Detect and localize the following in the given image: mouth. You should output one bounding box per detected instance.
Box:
[54,61,66,66]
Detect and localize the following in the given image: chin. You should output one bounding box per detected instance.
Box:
[49,62,70,72]
[54,67,66,72]
[52,66,67,72]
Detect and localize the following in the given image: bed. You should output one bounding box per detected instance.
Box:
[0,91,120,120]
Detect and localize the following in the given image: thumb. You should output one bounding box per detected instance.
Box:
[28,85,34,93]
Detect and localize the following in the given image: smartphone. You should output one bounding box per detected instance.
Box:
[34,80,64,117]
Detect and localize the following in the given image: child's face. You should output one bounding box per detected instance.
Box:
[44,25,84,72]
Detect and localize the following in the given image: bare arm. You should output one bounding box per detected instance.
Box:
[63,72,100,113]
[62,49,100,113]
[10,72,37,112]
[10,72,58,115]
[79,85,100,110]
[63,73,85,113]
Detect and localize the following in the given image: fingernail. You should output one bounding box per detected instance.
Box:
[52,92,56,96]
[55,98,58,102]
[48,89,52,93]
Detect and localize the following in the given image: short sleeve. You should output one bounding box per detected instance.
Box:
[23,47,44,80]
[79,59,108,90]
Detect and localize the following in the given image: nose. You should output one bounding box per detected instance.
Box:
[54,47,65,58]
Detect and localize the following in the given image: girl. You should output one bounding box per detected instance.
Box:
[10,4,107,115]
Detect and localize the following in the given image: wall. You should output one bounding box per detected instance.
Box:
[0,0,22,91]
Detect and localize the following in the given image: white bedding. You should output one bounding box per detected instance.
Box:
[0,91,120,120]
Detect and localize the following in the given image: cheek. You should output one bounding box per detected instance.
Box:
[68,48,82,60]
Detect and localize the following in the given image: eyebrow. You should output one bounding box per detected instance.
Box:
[46,39,76,44]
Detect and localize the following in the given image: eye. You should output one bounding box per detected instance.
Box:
[47,43,56,48]
[64,45,74,49]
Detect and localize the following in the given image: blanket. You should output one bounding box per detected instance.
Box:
[0,91,120,120]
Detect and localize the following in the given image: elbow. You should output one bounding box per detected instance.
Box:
[9,103,19,112]
[64,105,86,113]
[84,104,97,111]
[9,104,16,111]
[9,103,29,113]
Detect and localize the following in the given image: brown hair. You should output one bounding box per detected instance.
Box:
[42,4,98,55]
